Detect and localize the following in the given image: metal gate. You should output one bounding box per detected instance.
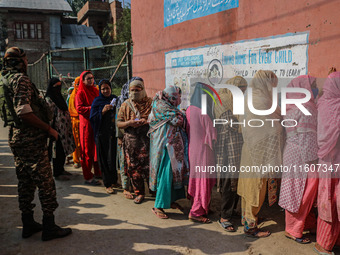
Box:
[27,42,132,94]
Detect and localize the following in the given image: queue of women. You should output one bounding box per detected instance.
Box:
[47,69,339,255]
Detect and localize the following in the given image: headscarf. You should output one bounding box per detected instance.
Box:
[149,86,185,131]
[286,75,317,113]
[190,82,214,120]
[66,87,74,106]
[122,77,152,121]
[2,47,27,74]
[68,76,80,117]
[129,78,147,102]
[45,78,68,111]
[90,79,117,138]
[115,77,135,109]
[214,76,248,132]
[317,71,340,160]
[285,75,317,136]
[77,71,99,107]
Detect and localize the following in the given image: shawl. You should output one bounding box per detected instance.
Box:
[149,86,189,190]
[90,80,116,139]
[190,82,214,120]
[76,71,99,107]
[214,76,248,132]
[317,71,340,160]
[68,77,80,117]
[117,78,152,122]
[45,78,68,111]
[66,87,74,106]
[116,79,130,109]
[285,75,318,137]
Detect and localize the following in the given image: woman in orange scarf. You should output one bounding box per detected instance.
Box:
[68,77,81,168]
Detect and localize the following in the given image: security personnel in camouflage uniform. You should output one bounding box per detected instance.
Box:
[1,47,72,241]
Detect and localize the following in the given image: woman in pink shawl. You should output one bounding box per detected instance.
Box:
[186,82,217,223]
[278,75,319,244]
[314,72,340,255]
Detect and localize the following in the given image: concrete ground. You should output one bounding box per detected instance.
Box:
[0,120,338,255]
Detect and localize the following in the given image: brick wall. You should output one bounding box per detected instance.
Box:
[78,1,110,39]
[131,0,340,96]
[6,11,50,63]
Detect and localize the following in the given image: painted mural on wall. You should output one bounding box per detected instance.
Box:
[164,0,239,27]
[165,32,309,108]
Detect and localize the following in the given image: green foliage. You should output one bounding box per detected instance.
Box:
[103,4,131,44]
[67,0,87,17]
[102,4,131,88]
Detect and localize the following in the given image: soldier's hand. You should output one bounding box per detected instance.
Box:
[48,127,59,141]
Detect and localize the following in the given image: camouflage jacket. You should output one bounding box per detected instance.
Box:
[8,72,52,147]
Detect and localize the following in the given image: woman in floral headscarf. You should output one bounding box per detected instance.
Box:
[149,86,189,219]
[117,77,152,204]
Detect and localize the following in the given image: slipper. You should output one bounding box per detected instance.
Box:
[123,190,134,199]
[218,219,236,232]
[313,247,335,255]
[152,208,169,219]
[134,195,144,204]
[105,186,116,194]
[244,228,271,238]
[285,233,311,244]
[189,216,212,224]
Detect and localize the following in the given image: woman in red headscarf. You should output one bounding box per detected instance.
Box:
[75,71,101,185]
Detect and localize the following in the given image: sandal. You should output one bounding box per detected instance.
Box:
[285,232,311,244]
[123,190,134,199]
[189,216,212,224]
[152,208,169,219]
[244,228,271,238]
[218,219,236,232]
[105,186,116,194]
[314,243,335,255]
[134,195,144,204]
[170,202,184,212]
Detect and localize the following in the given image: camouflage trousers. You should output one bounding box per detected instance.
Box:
[10,141,58,215]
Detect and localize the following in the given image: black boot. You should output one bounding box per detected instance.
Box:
[22,212,43,238]
[41,215,72,241]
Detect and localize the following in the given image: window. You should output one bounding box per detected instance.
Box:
[15,23,43,39]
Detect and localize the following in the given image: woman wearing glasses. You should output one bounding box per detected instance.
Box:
[76,71,101,186]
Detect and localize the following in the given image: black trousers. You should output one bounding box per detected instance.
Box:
[220,178,239,220]
[96,134,117,188]
[52,139,66,177]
